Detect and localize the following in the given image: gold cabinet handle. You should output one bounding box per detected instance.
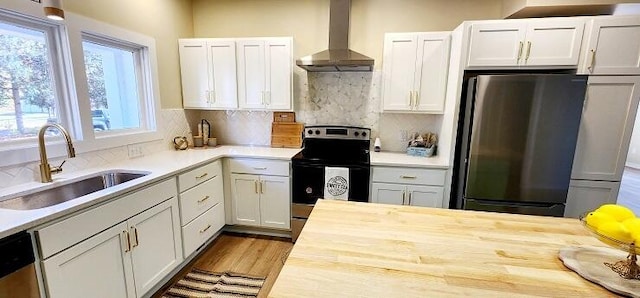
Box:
[400,175,417,179]
[525,41,531,63]
[260,181,264,194]
[199,224,212,234]
[587,49,596,72]
[197,195,210,203]
[210,90,216,103]
[414,91,419,109]
[261,91,265,105]
[254,180,258,193]
[131,227,139,248]
[205,90,210,104]
[195,172,208,179]
[408,192,413,206]
[123,230,131,252]
[253,167,267,170]
[402,190,406,205]
[517,41,523,64]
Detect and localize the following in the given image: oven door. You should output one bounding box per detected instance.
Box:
[292,162,370,205]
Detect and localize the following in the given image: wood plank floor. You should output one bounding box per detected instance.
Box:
[152,233,293,298]
[618,166,640,215]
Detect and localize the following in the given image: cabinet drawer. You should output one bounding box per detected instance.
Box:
[228,159,289,176]
[178,160,222,192]
[36,178,177,259]
[180,175,224,225]
[182,202,225,257]
[372,167,446,186]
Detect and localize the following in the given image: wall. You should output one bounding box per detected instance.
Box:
[191,0,502,152]
[64,0,194,109]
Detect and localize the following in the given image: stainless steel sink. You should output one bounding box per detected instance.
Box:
[0,171,149,210]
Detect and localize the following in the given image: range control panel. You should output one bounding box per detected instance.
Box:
[304,125,370,141]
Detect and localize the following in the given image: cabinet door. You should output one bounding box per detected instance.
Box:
[259,175,291,229]
[585,16,640,75]
[208,39,238,109]
[231,173,261,226]
[467,22,528,67]
[179,39,211,109]
[128,198,183,297]
[524,19,584,66]
[371,183,406,205]
[237,40,266,109]
[265,38,292,111]
[571,76,640,181]
[381,33,417,111]
[414,32,450,113]
[564,180,620,218]
[407,185,443,208]
[42,222,135,298]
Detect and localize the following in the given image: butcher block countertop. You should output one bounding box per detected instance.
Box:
[269,200,617,297]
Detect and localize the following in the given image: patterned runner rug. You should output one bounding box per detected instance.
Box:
[162,268,266,298]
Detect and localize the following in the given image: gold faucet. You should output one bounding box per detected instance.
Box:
[38,123,76,183]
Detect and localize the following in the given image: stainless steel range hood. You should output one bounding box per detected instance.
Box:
[296,0,374,72]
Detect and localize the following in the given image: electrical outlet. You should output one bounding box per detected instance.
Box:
[127,144,144,158]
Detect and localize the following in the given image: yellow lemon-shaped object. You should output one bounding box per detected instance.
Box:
[585,211,616,229]
[596,204,635,222]
[597,221,634,246]
[623,218,640,236]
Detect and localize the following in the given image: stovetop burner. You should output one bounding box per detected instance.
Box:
[292,125,371,166]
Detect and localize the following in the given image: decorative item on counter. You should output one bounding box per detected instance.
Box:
[198,119,211,147]
[193,136,203,147]
[406,132,437,157]
[173,136,188,150]
[374,138,381,152]
[271,112,304,148]
[186,132,194,148]
[273,111,295,123]
[208,137,217,147]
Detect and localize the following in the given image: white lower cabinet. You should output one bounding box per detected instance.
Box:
[231,173,290,229]
[40,180,183,298]
[182,202,225,256]
[370,167,446,208]
[228,159,290,230]
[371,183,443,207]
[564,180,620,218]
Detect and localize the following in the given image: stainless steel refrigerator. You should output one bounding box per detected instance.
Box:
[453,74,588,217]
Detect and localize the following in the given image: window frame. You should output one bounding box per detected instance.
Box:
[0,1,161,167]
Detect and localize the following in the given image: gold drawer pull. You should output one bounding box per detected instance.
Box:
[253,167,267,170]
[197,196,210,203]
[199,224,212,234]
[123,230,131,252]
[400,175,417,179]
[132,227,139,248]
[195,172,208,179]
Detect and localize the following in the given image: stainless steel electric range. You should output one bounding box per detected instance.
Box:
[291,125,371,242]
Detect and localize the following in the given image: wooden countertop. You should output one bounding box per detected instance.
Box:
[269,200,618,297]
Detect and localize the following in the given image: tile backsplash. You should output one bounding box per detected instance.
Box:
[0,109,191,188]
[194,71,441,152]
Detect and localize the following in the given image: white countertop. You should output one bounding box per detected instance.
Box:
[0,146,301,239]
[0,146,450,239]
[370,151,449,169]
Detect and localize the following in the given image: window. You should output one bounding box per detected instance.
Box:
[0,17,62,141]
[82,35,142,132]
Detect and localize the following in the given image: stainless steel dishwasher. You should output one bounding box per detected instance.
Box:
[0,231,40,298]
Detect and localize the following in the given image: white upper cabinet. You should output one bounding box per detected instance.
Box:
[179,39,238,110]
[581,16,640,75]
[467,19,584,68]
[382,32,451,113]
[237,37,293,111]
[571,76,640,182]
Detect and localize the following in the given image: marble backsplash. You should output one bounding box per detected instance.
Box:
[194,71,442,152]
[0,109,191,188]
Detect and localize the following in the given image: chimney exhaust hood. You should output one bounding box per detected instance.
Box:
[296,0,374,72]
